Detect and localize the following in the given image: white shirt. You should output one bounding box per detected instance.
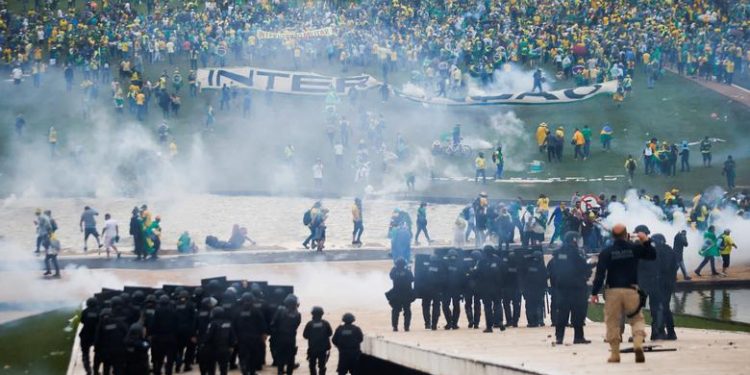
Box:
[313,164,324,179]
[103,219,118,238]
[12,68,23,79]
[334,144,344,156]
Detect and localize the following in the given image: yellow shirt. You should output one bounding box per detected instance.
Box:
[537,197,550,211]
[573,130,585,145]
[536,126,548,145]
[475,157,486,169]
[352,204,361,221]
[719,234,735,255]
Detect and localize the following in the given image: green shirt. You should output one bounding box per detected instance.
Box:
[582,128,592,141]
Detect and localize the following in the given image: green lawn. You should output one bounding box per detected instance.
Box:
[0,309,78,375]
[1,3,749,200]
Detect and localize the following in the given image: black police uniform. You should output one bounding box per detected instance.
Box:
[123,324,150,375]
[174,297,197,372]
[442,253,466,329]
[332,322,363,375]
[464,253,482,329]
[522,252,548,327]
[476,249,504,332]
[499,249,521,327]
[79,301,99,374]
[202,310,237,375]
[195,300,213,375]
[302,316,333,375]
[235,301,268,374]
[547,242,591,343]
[151,299,179,375]
[637,244,663,340]
[94,310,128,375]
[388,263,414,331]
[656,236,678,339]
[421,256,445,330]
[270,305,302,375]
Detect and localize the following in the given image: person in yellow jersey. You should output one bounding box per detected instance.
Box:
[718,229,737,276]
[536,122,549,153]
[724,58,735,85]
[475,152,487,184]
[352,198,364,246]
[572,127,586,160]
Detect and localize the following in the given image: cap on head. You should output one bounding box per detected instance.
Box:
[395,257,406,267]
[563,231,581,245]
[634,224,650,235]
[211,306,225,319]
[651,234,666,245]
[86,297,98,308]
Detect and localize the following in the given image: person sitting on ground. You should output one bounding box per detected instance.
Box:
[177,231,198,253]
[205,224,256,250]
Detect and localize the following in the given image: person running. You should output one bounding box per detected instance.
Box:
[80,206,102,252]
[694,225,720,277]
[414,202,432,246]
[624,155,637,185]
[101,213,120,258]
[352,198,364,246]
[718,229,738,276]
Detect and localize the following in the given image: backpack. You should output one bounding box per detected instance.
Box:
[50,219,58,233]
[303,210,312,226]
[626,159,636,171]
[462,206,471,220]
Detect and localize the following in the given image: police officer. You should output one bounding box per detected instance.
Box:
[235,293,268,375]
[94,307,128,375]
[142,294,158,336]
[421,254,444,330]
[123,323,150,375]
[249,284,270,366]
[637,225,663,341]
[548,232,592,344]
[464,251,483,329]
[151,295,178,375]
[202,306,237,375]
[302,306,333,375]
[388,257,414,332]
[332,313,363,375]
[476,246,504,332]
[220,288,241,370]
[654,233,678,340]
[196,297,215,375]
[442,249,465,330]
[499,248,521,328]
[174,290,197,373]
[270,294,302,375]
[591,224,656,363]
[79,297,99,375]
[521,250,548,327]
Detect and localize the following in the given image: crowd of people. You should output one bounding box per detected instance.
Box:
[78,279,363,375]
[3,0,749,96]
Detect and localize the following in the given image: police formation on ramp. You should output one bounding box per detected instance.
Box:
[387,223,676,363]
[77,277,363,375]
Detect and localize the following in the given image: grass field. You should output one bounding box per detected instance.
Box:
[1,3,749,201]
[0,309,78,375]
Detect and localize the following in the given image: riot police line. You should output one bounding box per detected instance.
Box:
[77,276,364,375]
[387,229,680,345]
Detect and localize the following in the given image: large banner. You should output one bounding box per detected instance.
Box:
[196,67,381,95]
[256,27,335,40]
[197,66,618,104]
[394,79,619,106]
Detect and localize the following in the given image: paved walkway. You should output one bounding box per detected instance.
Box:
[669,69,750,107]
[61,261,750,375]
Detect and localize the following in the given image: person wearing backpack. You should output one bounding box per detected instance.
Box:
[303,202,321,249]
